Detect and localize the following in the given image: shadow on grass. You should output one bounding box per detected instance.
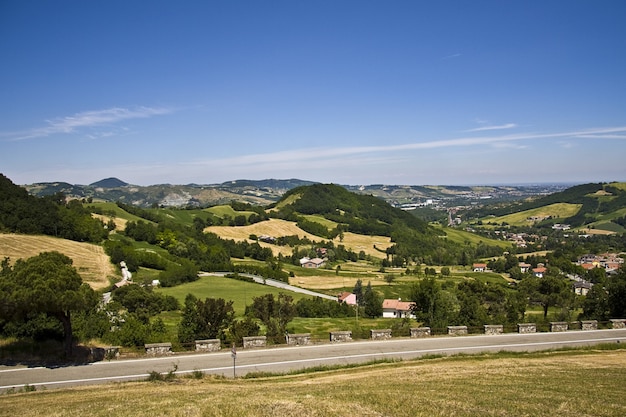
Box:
[0,338,108,368]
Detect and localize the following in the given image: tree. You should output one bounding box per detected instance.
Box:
[177,294,234,344]
[363,281,383,318]
[248,293,296,343]
[607,267,626,318]
[353,279,364,306]
[519,274,573,319]
[580,284,610,321]
[384,274,396,285]
[0,252,98,357]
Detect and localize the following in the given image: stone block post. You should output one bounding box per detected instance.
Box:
[330,331,352,342]
[195,339,221,352]
[550,322,569,332]
[243,336,267,349]
[581,320,598,331]
[610,319,626,329]
[286,333,311,346]
[370,329,392,340]
[447,326,468,336]
[484,325,504,335]
[517,323,537,334]
[410,327,431,338]
[145,342,172,356]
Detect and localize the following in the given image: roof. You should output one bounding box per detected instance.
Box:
[382,299,414,312]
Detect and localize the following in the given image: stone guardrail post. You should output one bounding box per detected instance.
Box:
[610,319,626,329]
[286,333,311,346]
[330,331,352,342]
[370,329,392,340]
[410,327,431,338]
[484,324,503,335]
[242,336,267,349]
[580,320,598,331]
[550,322,569,332]
[447,326,468,336]
[517,323,537,333]
[195,339,221,352]
[145,342,172,356]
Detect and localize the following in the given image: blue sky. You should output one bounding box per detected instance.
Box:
[1,1,625,186]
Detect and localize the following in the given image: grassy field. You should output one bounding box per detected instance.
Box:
[479,203,582,227]
[0,233,115,290]
[206,219,392,259]
[437,225,512,249]
[1,348,625,416]
[156,275,310,315]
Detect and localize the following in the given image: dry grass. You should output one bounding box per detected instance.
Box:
[0,234,115,290]
[1,350,625,416]
[206,219,392,259]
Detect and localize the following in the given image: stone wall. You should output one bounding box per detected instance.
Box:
[550,322,568,332]
[243,336,267,349]
[330,331,352,342]
[410,327,431,338]
[610,319,626,329]
[286,333,311,346]
[484,325,503,335]
[581,320,598,331]
[370,329,392,340]
[448,326,468,336]
[518,323,537,334]
[195,339,221,352]
[145,342,172,356]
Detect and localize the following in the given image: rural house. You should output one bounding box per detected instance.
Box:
[338,291,357,305]
[299,257,326,268]
[382,299,415,319]
[473,263,487,272]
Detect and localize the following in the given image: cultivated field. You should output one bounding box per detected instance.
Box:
[206,219,393,258]
[1,349,624,416]
[480,203,582,227]
[0,234,115,290]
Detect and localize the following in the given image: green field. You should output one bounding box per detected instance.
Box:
[479,203,582,227]
[156,275,310,315]
[436,225,512,248]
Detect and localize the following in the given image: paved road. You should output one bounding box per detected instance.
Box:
[2,328,625,392]
[201,272,338,301]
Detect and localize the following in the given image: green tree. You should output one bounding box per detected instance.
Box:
[0,252,98,357]
[580,284,610,321]
[519,274,573,319]
[363,281,383,318]
[607,267,626,318]
[353,279,364,306]
[177,294,234,344]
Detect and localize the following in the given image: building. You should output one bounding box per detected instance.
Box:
[473,263,487,272]
[338,292,357,305]
[299,257,326,268]
[382,299,415,319]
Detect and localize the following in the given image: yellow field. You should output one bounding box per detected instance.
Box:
[206,219,392,259]
[0,234,115,290]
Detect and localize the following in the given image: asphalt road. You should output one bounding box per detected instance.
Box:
[2,328,625,392]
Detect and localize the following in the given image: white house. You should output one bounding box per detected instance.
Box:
[299,257,326,268]
[382,299,415,319]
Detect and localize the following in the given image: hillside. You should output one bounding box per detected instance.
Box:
[465,181,626,232]
[0,233,115,289]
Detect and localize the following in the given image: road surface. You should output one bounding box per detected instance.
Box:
[2,328,625,392]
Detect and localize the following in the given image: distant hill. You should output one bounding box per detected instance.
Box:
[90,177,128,188]
[465,182,626,232]
[21,173,571,209]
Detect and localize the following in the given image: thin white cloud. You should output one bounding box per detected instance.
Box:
[191,126,626,171]
[466,123,518,132]
[2,106,173,141]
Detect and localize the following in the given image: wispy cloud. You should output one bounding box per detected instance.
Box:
[194,126,626,171]
[2,106,173,141]
[442,53,462,60]
[466,123,518,132]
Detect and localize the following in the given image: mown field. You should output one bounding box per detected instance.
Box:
[205,218,393,258]
[0,233,115,290]
[1,348,625,417]
[479,203,582,227]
